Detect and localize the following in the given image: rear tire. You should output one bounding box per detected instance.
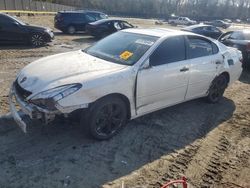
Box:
[206,74,228,103]
[82,96,128,140]
[67,26,76,34]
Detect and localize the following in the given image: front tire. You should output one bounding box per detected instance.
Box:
[30,33,45,47]
[83,96,128,140]
[207,75,228,103]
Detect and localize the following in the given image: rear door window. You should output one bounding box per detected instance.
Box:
[85,14,96,22]
[186,36,213,59]
[100,14,108,19]
[120,21,133,29]
[65,13,85,22]
[150,36,186,66]
[114,21,122,30]
[87,13,101,21]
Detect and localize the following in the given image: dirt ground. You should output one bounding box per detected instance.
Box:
[0,15,249,188]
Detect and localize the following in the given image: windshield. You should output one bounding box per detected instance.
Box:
[84,32,159,65]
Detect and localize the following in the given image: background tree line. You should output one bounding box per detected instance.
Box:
[80,0,250,20]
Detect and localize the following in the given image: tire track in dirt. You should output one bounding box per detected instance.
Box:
[200,136,231,187]
[150,144,200,188]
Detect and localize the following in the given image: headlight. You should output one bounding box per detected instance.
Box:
[46,28,52,32]
[31,84,82,101]
[30,84,82,110]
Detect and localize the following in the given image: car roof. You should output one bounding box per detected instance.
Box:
[183,24,212,30]
[58,10,105,14]
[90,19,126,25]
[124,28,198,38]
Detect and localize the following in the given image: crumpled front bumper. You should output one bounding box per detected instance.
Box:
[9,83,90,133]
[9,87,34,133]
[9,85,57,133]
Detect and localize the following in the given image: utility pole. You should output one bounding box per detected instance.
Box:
[21,0,24,10]
[4,0,6,10]
[14,0,16,10]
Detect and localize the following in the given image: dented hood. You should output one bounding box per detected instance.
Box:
[17,50,127,93]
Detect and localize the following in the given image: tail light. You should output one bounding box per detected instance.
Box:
[55,14,63,22]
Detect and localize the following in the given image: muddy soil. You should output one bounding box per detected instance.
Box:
[0,15,249,188]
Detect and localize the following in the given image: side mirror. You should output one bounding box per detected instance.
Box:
[141,59,151,70]
[12,22,20,27]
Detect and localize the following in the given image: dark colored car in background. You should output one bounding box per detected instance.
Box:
[54,10,108,34]
[218,30,250,69]
[0,13,54,47]
[86,19,134,38]
[205,20,231,29]
[181,24,222,39]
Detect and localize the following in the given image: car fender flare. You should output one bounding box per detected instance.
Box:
[90,93,132,119]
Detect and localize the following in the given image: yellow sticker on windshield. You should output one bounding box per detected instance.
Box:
[120,51,133,60]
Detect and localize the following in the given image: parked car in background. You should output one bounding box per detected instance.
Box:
[224,19,232,23]
[218,30,250,68]
[10,29,242,140]
[205,20,231,29]
[54,10,108,34]
[0,13,54,47]
[235,19,242,23]
[168,16,197,26]
[181,24,222,39]
[86,19,134,38]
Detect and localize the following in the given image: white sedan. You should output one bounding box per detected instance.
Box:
[9,28,243,140]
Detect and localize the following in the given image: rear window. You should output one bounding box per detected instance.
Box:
[187,37,213,59]
[59,13,84,20]
[87,12,107,20]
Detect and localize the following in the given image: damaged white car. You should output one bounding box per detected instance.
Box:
[9,28,242,140]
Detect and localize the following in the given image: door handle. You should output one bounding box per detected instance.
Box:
[180,67,189,72]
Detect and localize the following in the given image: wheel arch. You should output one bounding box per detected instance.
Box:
[29,32,46,46]
[220,71,230,84]
[92,93,131,119]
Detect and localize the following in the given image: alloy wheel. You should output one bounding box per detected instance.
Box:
[95,103,124,137]
[31,34,44,47]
